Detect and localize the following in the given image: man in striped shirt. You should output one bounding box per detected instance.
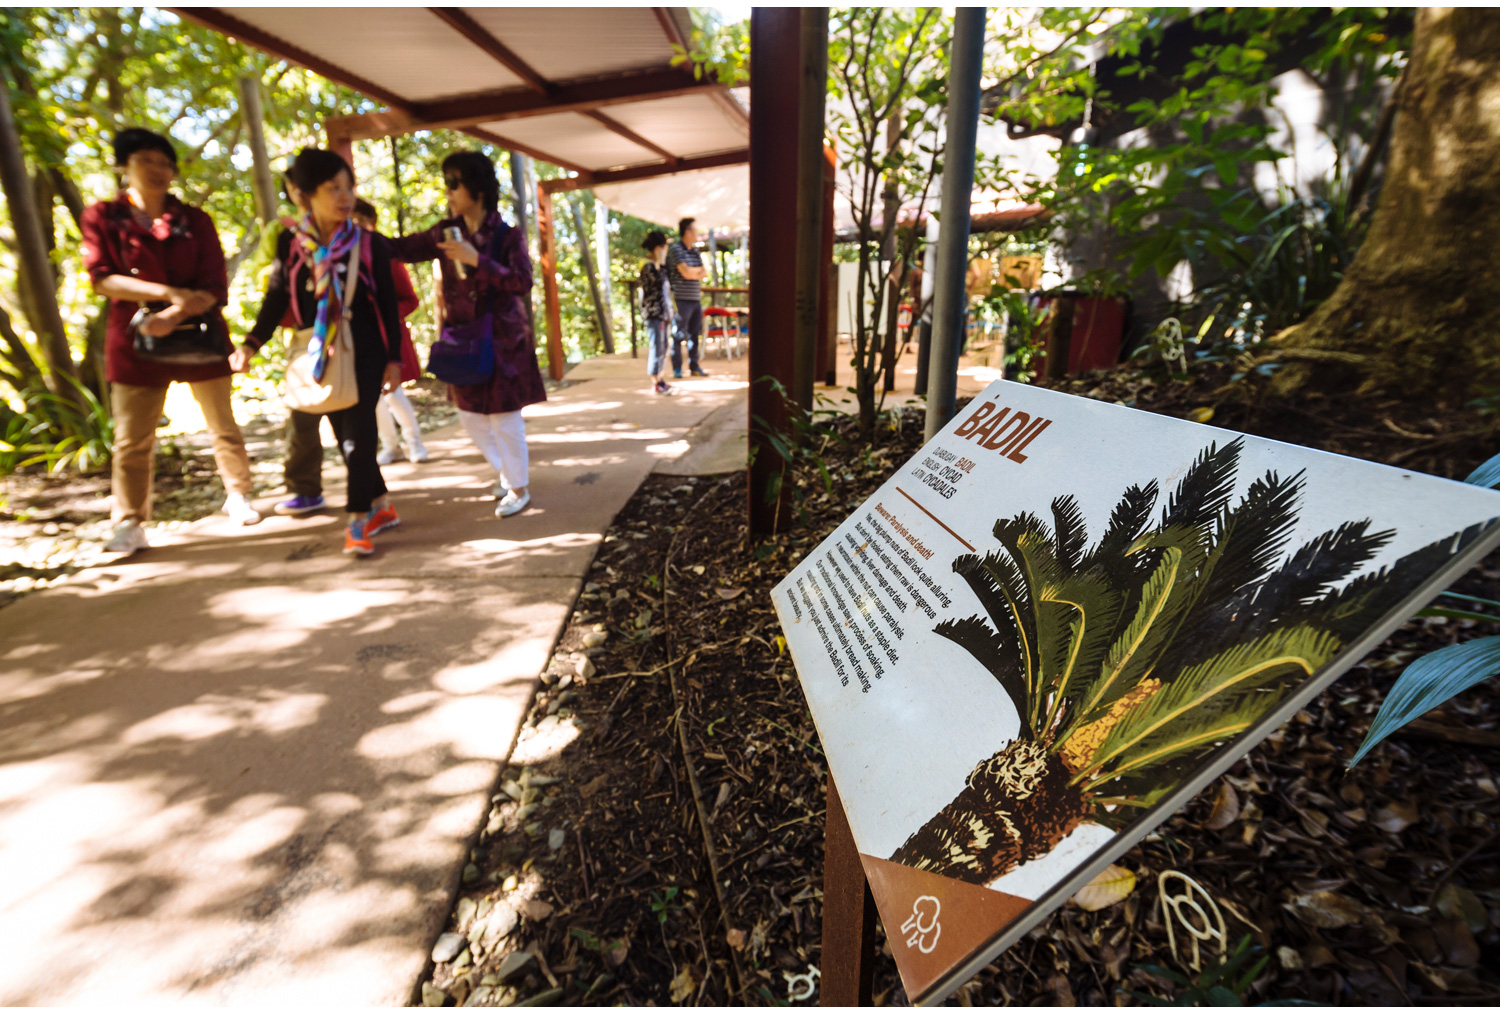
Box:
[666,216,709,378]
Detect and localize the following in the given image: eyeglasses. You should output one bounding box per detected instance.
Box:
[445,177,464,191]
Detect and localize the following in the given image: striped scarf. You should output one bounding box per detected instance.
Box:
[295,215,361,381]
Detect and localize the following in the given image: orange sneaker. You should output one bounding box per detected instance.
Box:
[343,518,374,556]
[366,502,400,537]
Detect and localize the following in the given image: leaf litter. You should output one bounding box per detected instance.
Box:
[420,366,1500,1006]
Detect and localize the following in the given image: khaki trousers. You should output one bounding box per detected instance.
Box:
[111,376,253,523]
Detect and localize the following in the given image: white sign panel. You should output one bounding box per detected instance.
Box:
[771,380,1500,1004]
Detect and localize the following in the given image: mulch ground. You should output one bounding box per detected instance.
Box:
[419,363,1500,1007]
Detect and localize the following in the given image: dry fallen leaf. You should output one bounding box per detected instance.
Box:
[1371,801,1419,833]
[1071,864,1136,912]
[1435,883,1489,933]
[605,937,630,969]
[715,587,746,601]
[518,899,554,921]
[669,966,696,1002]
[1285,890,1367,929]
[1204,780,1240,830]
[726,927,746,951]
[1188,406,1216,423]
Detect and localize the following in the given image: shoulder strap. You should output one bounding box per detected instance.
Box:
[341,234,361,321]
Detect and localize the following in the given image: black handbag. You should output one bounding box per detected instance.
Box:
[130,306,230,364]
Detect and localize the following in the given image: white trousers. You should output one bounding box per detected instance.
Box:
[375,388,424,450]
[459,409,529,490]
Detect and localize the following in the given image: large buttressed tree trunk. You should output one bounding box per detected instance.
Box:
[1273,8,1500,399]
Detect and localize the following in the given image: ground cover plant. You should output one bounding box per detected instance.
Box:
[413,363,1500,1006]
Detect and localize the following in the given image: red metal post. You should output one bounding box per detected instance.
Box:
[536,183,566,381]
[748,8,803,534]
[822,777,876,1006]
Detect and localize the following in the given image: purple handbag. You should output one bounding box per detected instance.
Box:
[426,224,506,386]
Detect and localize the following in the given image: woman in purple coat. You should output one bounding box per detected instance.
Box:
[388,152,545,518]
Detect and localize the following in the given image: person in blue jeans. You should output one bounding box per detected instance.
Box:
[666,216,709,378]
[638,230,675,395]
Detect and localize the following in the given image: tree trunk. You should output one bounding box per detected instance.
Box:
[889,738,1091,885]
[237,75,279,226]
[567,198,614,354]
[1271,8,1500,400]
[0,82,76,395]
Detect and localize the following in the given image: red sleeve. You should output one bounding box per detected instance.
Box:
[191,207,229,304]
[80,203,118,287]
[393,261,420,321]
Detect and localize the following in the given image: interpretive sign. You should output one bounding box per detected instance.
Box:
[770,380,1500,1005]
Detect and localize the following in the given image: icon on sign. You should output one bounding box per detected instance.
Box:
[901,895,942,954]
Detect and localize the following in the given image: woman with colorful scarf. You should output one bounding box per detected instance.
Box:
[233,148,404,556]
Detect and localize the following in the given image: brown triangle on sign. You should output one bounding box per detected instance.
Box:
[860,854,1035,1004]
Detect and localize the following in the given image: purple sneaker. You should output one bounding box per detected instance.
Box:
[274,493,326,516]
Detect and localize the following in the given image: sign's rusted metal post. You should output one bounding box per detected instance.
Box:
[536,183,567,380]
[748,7,803,533]
[822,778,875,1006]
[923,7,986,441]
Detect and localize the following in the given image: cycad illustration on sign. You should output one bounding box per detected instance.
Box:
[891,438,1484,884]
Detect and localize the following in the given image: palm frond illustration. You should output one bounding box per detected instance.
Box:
[891,438,1487,885]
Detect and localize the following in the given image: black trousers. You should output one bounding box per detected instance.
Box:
[325,358,388,515]
[672,299,703,372]
[285,409,323,497]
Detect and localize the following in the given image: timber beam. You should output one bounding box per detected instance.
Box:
[538,149,748,196]
[322,69,726,141]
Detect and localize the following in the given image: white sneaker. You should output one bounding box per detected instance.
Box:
[495,489,531,518]
[105,519,149,555]
[492,478,508,501]
[224,492,262,526]
[406,441,429,464]
[377,446,400,466]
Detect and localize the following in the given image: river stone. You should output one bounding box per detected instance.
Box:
[496,951,535,983]
[548,828,566,851]
[432,932,466,963]
[479,903,519,947]
[456,897,477,927]
[421,982,449,1006]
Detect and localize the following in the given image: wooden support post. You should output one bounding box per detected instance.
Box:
[748,7,805,534]
[822,777,875,1006]
[1044,295,1077,380]
[324,121,354,167]
[791,7,829,411]
[815,146,837,388]
[536,184,566,380]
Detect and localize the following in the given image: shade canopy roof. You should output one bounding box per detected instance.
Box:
[172,6,748,181]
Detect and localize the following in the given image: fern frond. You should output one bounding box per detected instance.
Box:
[1085,481,1160,572]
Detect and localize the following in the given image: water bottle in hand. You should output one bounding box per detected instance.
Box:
[445,226,468,280]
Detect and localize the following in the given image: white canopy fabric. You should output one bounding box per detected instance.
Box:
[594,164,750,231]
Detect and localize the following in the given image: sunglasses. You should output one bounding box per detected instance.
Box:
[445,177,464,191]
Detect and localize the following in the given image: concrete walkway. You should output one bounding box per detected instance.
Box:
[0,354,747,1004]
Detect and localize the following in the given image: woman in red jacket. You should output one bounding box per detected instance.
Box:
[81,128,259,556]
[353,200,429,465]
[388,151,545,518]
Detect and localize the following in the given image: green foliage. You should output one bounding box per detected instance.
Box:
[1347,635,1500,768]
[1345,455,1500,767]
[647,886,682,925]
[1123,935,1270,1006]
[750,377,843,531]
[0,376,113,475]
